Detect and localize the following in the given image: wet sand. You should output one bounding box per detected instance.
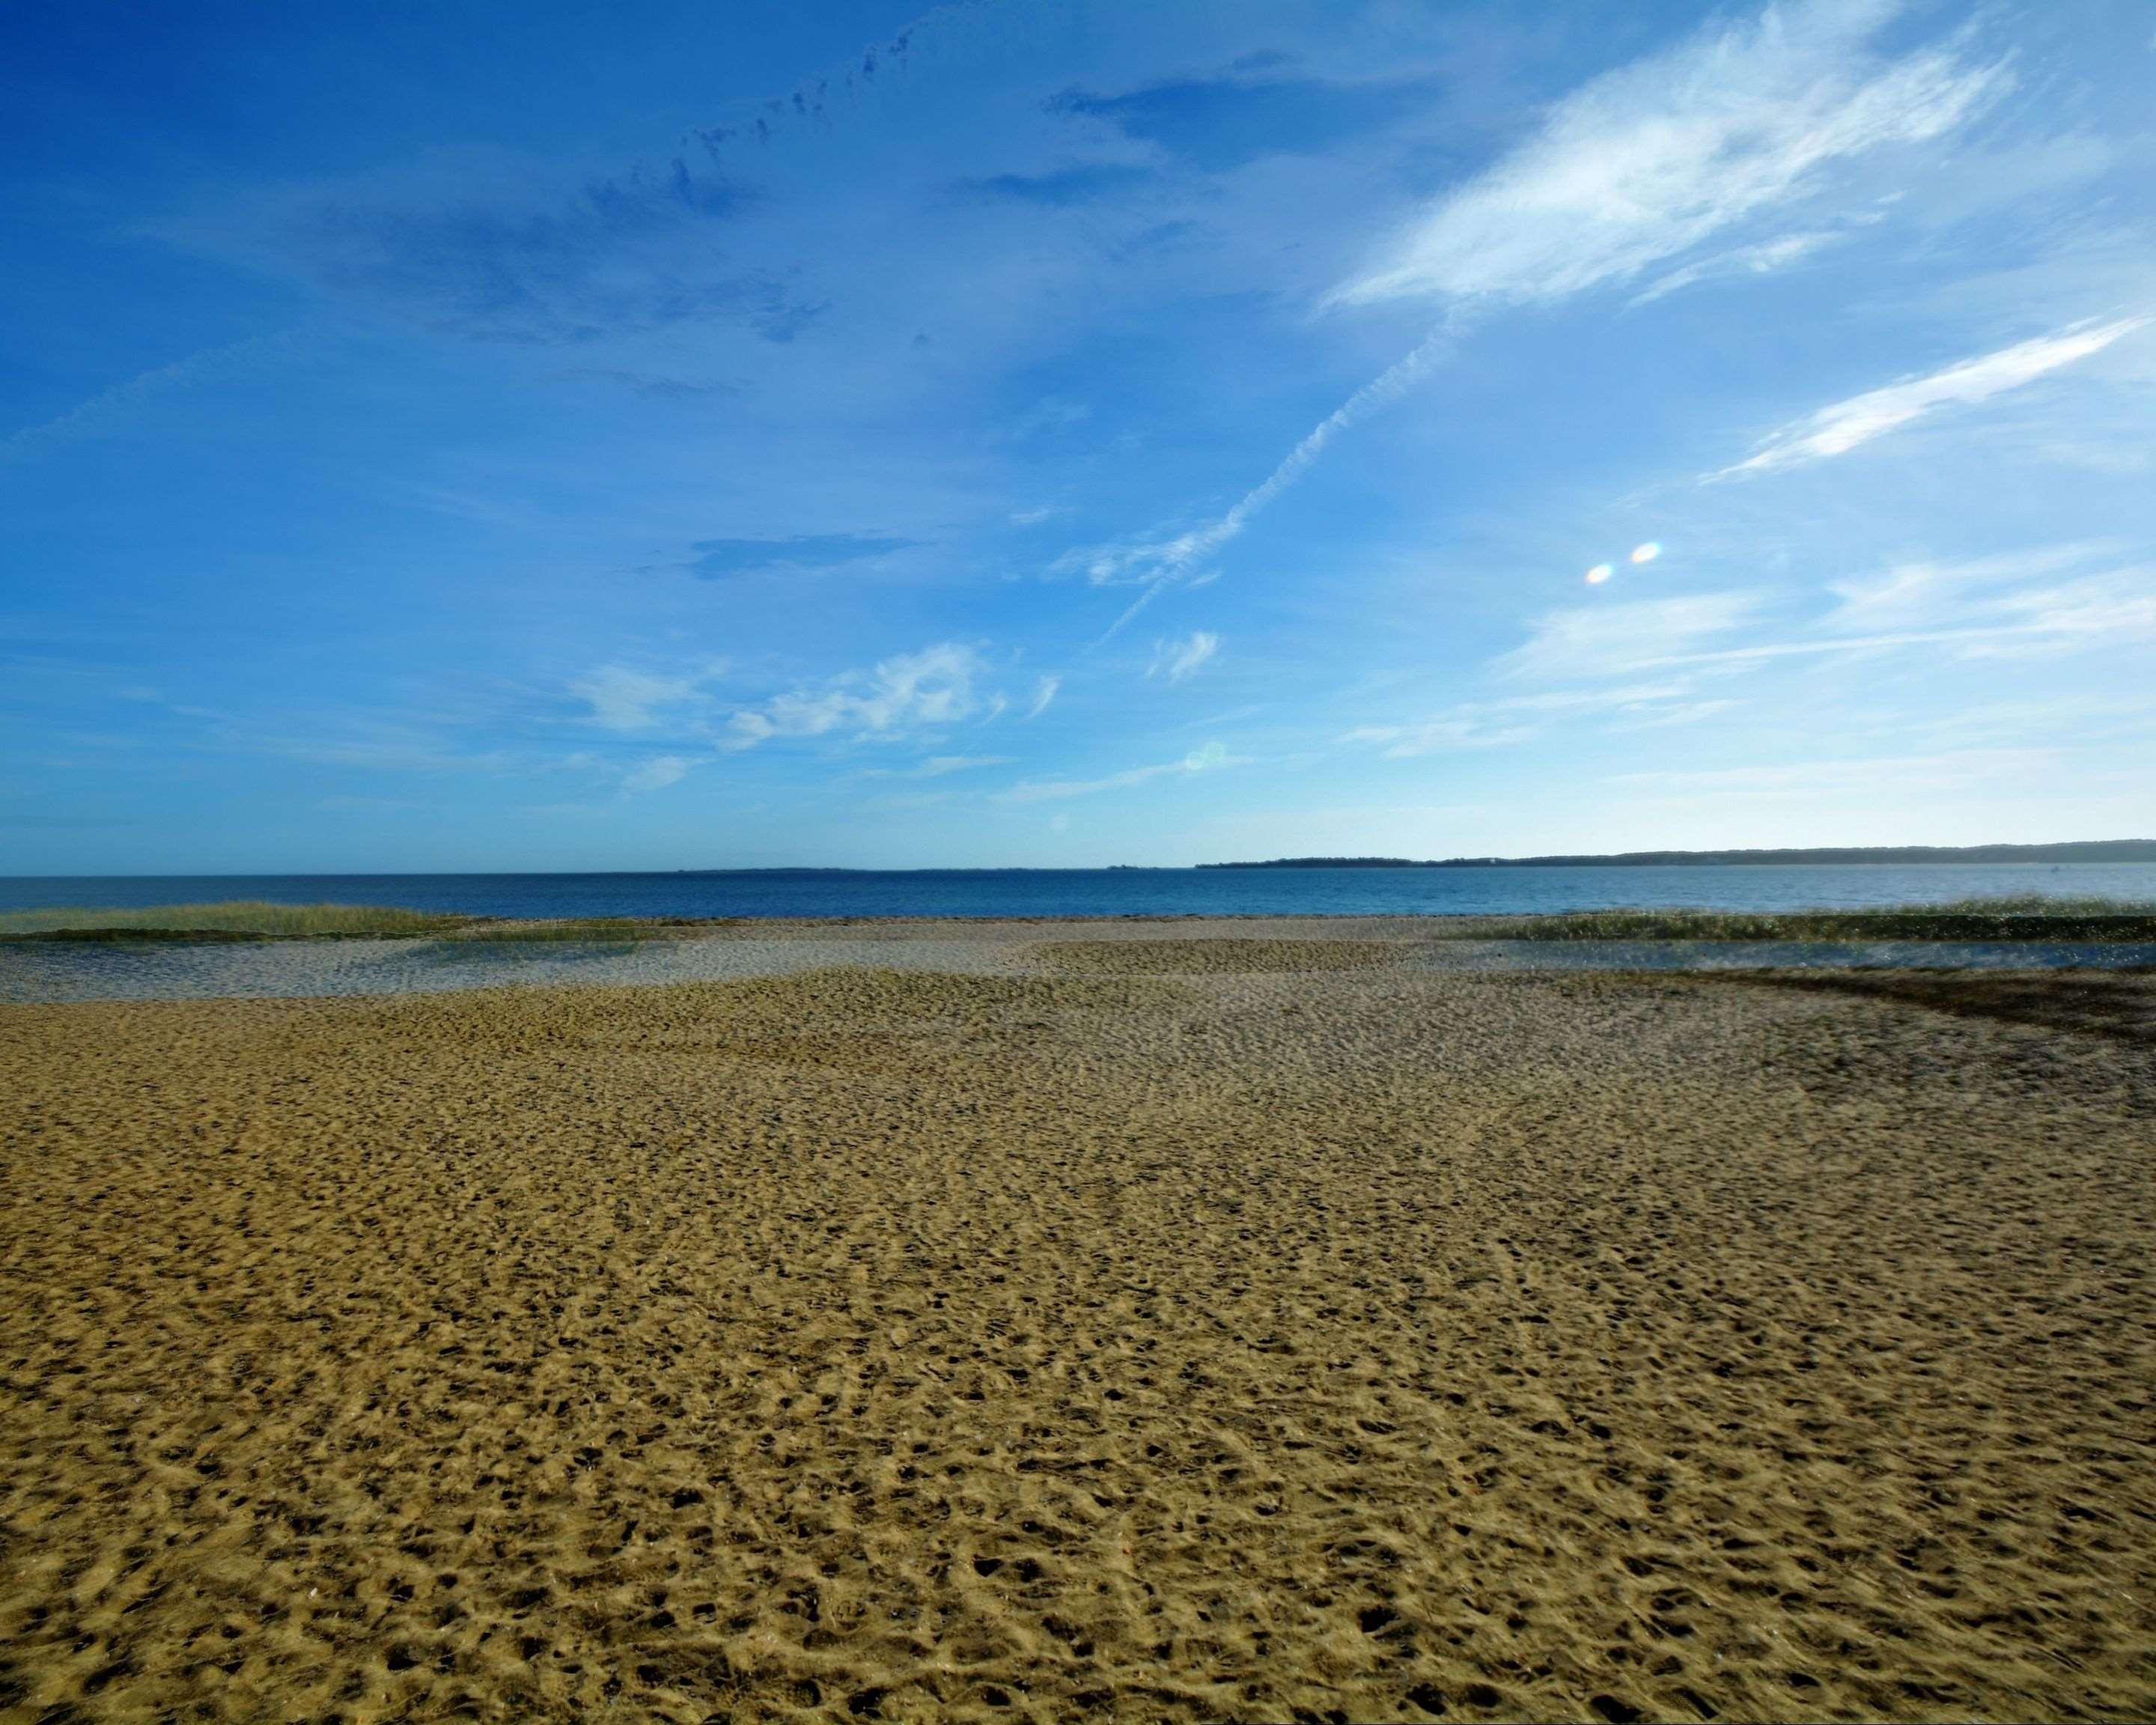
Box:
[7,914,2155,1004]
[2,948,2152,1722]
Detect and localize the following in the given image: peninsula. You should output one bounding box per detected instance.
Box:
[1200,839,2156,868]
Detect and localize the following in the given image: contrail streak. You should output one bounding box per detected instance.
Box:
[1088,317,1459,641]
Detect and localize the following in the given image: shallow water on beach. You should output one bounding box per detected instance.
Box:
[3,931,2149,1003]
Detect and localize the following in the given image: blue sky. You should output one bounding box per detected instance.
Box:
[4,0,2152,871]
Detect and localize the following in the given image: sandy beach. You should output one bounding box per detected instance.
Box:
[2,934,2152,1722]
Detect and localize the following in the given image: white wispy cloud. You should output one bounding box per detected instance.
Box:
[1717,315,2149,476]
[1332,0,2006,307]
[1026,673,1061,718]
[1071,1,2003,616]
[622,754,693,792]
[1545,546,2156,675]
[1967,568,2156,656]
[998,737,1243,803]
[726,642,985,749]
[860,753,1012,779]
[1071,326,1455,600]
[1610,747,2053,794]
[1630,231,1839,304]
[862,789,962,813]
[1,330,305,463]
[919,752,1008,776]
[1499,591,1765,683]
[1910,690,2156,750]
[1345,684,1729,755]
[573,665,719,732]
[1148,631,1219,683]
[1642,610,2154,671]
[1821,542,2116,631]
[239,732,517,774]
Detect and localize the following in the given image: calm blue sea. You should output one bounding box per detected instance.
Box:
[2,863,2152,920]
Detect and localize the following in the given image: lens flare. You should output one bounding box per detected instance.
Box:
[1630,541,1662,564]
[1585,563,1613,585]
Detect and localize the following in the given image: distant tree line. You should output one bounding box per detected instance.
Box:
[1199,840,2156,868]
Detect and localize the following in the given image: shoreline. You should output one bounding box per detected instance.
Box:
[4,915,2155,1006]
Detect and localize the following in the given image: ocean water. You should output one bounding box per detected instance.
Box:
[2,862,2154,920]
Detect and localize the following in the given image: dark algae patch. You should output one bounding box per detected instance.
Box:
[1718,969,2156,1049]
[1489,896,2156,943]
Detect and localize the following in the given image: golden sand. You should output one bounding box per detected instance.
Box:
[2,958,2152,1722]
[1026,939,1408,975]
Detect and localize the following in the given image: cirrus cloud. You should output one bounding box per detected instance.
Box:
[1148,630,1220,683]
[622,754,693,793]
[1499,592,1766,684]
[997,737,1244,803]
[1715,315,2149,477]
[1331,0,2007,308]
[573,664,722,732]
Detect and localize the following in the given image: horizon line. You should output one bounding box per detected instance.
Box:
[6,839,2155,880]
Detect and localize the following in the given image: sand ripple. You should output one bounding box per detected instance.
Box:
[3,968,2153,1721]
[1026,939,1407,975]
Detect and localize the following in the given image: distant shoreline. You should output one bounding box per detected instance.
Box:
[5,842,2155,888]
[1199,841,2156,869]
